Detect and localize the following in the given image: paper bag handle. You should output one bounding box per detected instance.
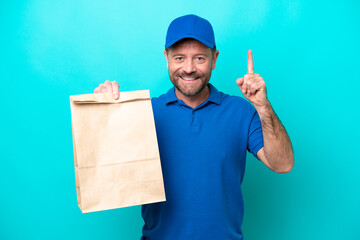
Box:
[70,90,150,104]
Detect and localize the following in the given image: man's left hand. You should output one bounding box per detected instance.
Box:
[236,50,269,110]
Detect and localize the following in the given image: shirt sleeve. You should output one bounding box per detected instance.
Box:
[247,110,264,158]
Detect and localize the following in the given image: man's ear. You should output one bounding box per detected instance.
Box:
[164,49,169,69]
[211,50,219,70]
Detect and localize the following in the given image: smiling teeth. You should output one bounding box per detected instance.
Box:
[182,77,197,80]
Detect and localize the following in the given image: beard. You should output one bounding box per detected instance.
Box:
[169,72,212,97]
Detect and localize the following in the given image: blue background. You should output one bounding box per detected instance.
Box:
[1,0,359,239]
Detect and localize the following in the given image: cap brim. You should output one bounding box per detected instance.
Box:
[165,34,215,49]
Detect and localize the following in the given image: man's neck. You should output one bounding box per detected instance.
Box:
[174,85,210,109]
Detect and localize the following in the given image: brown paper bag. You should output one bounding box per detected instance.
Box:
[70,90,166,213]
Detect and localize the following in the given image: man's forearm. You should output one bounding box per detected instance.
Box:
[256,102,294,172]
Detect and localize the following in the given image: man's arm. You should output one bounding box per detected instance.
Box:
[236,50,294,173]
[255,103,294,173]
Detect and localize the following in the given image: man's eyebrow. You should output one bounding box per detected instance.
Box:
[194,53,209,56]
[171,53,209,57]
[171,53,185,57]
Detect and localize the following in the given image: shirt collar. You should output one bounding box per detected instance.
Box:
[164,83,221,105]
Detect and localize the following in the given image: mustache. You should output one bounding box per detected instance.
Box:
[177,73,200,78]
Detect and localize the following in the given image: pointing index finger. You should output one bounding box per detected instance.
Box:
[247,49,254,74]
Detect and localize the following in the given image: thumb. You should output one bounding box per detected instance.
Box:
[111,81,120,99]
[236,77,244,86]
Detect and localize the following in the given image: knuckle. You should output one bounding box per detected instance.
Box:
[246,73,254,77]
[104,81,112,87]
[246,75,255,81]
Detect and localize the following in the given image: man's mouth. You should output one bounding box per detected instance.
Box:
[179,76,199,81]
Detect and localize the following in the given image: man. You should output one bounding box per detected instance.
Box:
[94,14,294,240]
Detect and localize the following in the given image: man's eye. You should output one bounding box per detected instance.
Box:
[196,57,205,61]
[175,57,183,61]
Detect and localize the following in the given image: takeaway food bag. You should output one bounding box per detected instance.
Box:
[70,90,166,213]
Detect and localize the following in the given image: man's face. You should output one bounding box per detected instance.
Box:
[164,39,219,97]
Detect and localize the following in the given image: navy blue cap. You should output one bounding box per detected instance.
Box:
[165,14,216,49]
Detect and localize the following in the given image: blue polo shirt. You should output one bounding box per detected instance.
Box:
[141,84,264,240]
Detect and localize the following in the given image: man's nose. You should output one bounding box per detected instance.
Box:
[183,59,196,73]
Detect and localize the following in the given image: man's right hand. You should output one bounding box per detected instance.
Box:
[94,80,120,99]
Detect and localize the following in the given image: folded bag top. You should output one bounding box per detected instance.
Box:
[70,90,150,104]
